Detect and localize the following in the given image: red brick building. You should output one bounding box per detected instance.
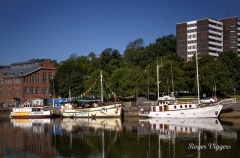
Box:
[0,60,56,106]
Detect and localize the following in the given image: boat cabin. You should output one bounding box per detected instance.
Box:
[151,101,198,112]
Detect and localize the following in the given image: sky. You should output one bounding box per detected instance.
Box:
[0,0,240,65]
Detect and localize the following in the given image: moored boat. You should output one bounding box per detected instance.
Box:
[10,101,53,119]
[139,53,225,118]
[60,100,122,118]
[60,70,122,118]
[139,102,223,118]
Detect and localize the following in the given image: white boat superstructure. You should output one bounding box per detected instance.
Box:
[10,101,53,118]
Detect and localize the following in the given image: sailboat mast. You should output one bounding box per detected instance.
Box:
[171,62,174,96]
[157,63,160,99]
[196,52,200,104]
[100,70,104,104]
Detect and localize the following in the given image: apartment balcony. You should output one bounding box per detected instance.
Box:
[209,46,222,52]
[209,30,222,36]
[209,24,223,30]
[238,21,240,26]
[187,26,197,30]
[209,35,223,41]
[209,19,222,25]
[209,41,222,46]
[209,52,219,57]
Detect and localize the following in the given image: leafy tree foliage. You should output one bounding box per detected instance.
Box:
[45,35,240,99]
[218,51,240,91]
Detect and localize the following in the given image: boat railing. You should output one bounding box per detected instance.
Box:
[218,98,236,104]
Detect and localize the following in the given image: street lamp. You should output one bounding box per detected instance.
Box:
[145,69,149,102]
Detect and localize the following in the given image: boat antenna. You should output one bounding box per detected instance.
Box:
[196,52,200,104]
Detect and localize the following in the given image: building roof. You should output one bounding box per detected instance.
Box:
[0,60,56,78]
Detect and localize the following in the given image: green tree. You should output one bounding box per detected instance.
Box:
[52,58,85,98]
[218,51,240,92]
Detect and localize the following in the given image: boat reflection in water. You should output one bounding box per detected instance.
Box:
[11,118,51,133]
[138,118,224,157]
[60,118,122,158]
[139,118,223,135]
[61,118,123,132]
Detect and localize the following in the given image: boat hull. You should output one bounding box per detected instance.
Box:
[10,114,52,119]
[139,105,223,118]
[61,104,122,118]
[10,109,52,119]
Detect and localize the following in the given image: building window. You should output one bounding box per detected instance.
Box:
[43,72,47,83]
[30,76,34,83]
[0,76,3,84]
[48,72,53,83]
[25,87,29,94]
[36,87,41,94]
[30,87,34,93]
[8,92,11,95]
[36,73,40,83]
[24,78,29,83]
[44,87,48,94]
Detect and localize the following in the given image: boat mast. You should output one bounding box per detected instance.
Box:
[196,52,200,104]
[157,61,163,99]
[157,62,160,99]
[171,62,174,96]
[100,70,104,104]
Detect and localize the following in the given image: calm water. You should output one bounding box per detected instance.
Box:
[0,117,239,158]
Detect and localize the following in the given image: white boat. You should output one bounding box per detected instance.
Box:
[60,71,122,118]
[10,101,53,119]
[139,53,223,118]
[61,102,122,118]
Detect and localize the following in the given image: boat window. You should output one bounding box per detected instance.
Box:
[185,105,187,108]
[174,106,176,109]
[180,105,182,108]
[189,105,192,108]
